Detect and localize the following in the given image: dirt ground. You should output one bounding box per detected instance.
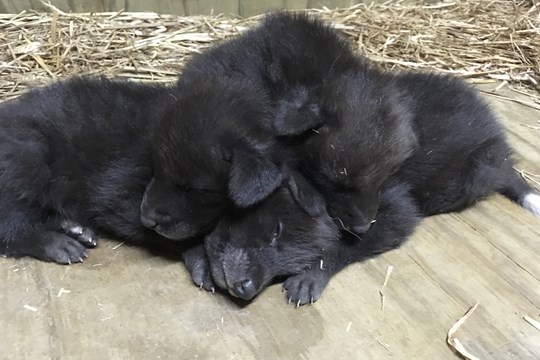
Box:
[1,84,539,360]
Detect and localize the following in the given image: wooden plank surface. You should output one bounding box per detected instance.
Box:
[0,83,539,359]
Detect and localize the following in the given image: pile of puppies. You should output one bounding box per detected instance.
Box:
[1,13,538,306]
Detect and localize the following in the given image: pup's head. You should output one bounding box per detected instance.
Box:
[305,68,417,234]
[140,77,283,240]
[204,171,339,300]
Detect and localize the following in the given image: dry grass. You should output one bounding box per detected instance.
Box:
[0,0,539,101]
[447,303,481,360]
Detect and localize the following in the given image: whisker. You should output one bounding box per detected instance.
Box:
[331,217,363,241]
[331,217,347,229]
[342,227,363,241]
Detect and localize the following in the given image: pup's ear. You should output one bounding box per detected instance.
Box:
[287,170,326,217]
[228,148,283,207]
[273,87,323,136]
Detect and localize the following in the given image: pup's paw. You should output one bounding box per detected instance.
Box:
[182,244,215,293]
[191,261,216,293]
[60,220,98,247]
[40,232,90,265]
[283,269,330,307]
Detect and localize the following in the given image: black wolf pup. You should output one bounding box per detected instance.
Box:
[0,77,171,264]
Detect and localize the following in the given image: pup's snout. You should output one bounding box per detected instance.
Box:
[140,209,171,230]
[140,214,158,229]
[229,278,256,300]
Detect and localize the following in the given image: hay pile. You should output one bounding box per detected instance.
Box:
[0,0,539,101]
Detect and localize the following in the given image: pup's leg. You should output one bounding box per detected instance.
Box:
[15,231,93,264]
[418,139,515,216]
[0,129,97,263]
[283,180,420,306]
[498,169,540,217]
[0,207,97,264]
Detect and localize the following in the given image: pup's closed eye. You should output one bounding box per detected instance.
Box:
[271,220,282,245]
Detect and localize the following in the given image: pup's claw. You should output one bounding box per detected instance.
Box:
[60,219,98,248]
[283,269,329,306]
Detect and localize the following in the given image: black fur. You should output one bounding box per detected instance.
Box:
[0,73,289,263]
[155,13,407,242]
[195,70,538,305]
[203,171,339,300]
[390,71,530,215]
[179,12,360,132]
[0,77,173,263]
[139,12,364,239]
[179,12,417,235]
[3,13,359,263]
[139,76,282,239]
[299,68,417,234]
[139,18,372,239]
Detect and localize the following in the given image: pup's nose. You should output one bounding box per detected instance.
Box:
[140,214,158,229]
[140,208,173,229]
[230,279,256,300]
[350,223,371,234]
